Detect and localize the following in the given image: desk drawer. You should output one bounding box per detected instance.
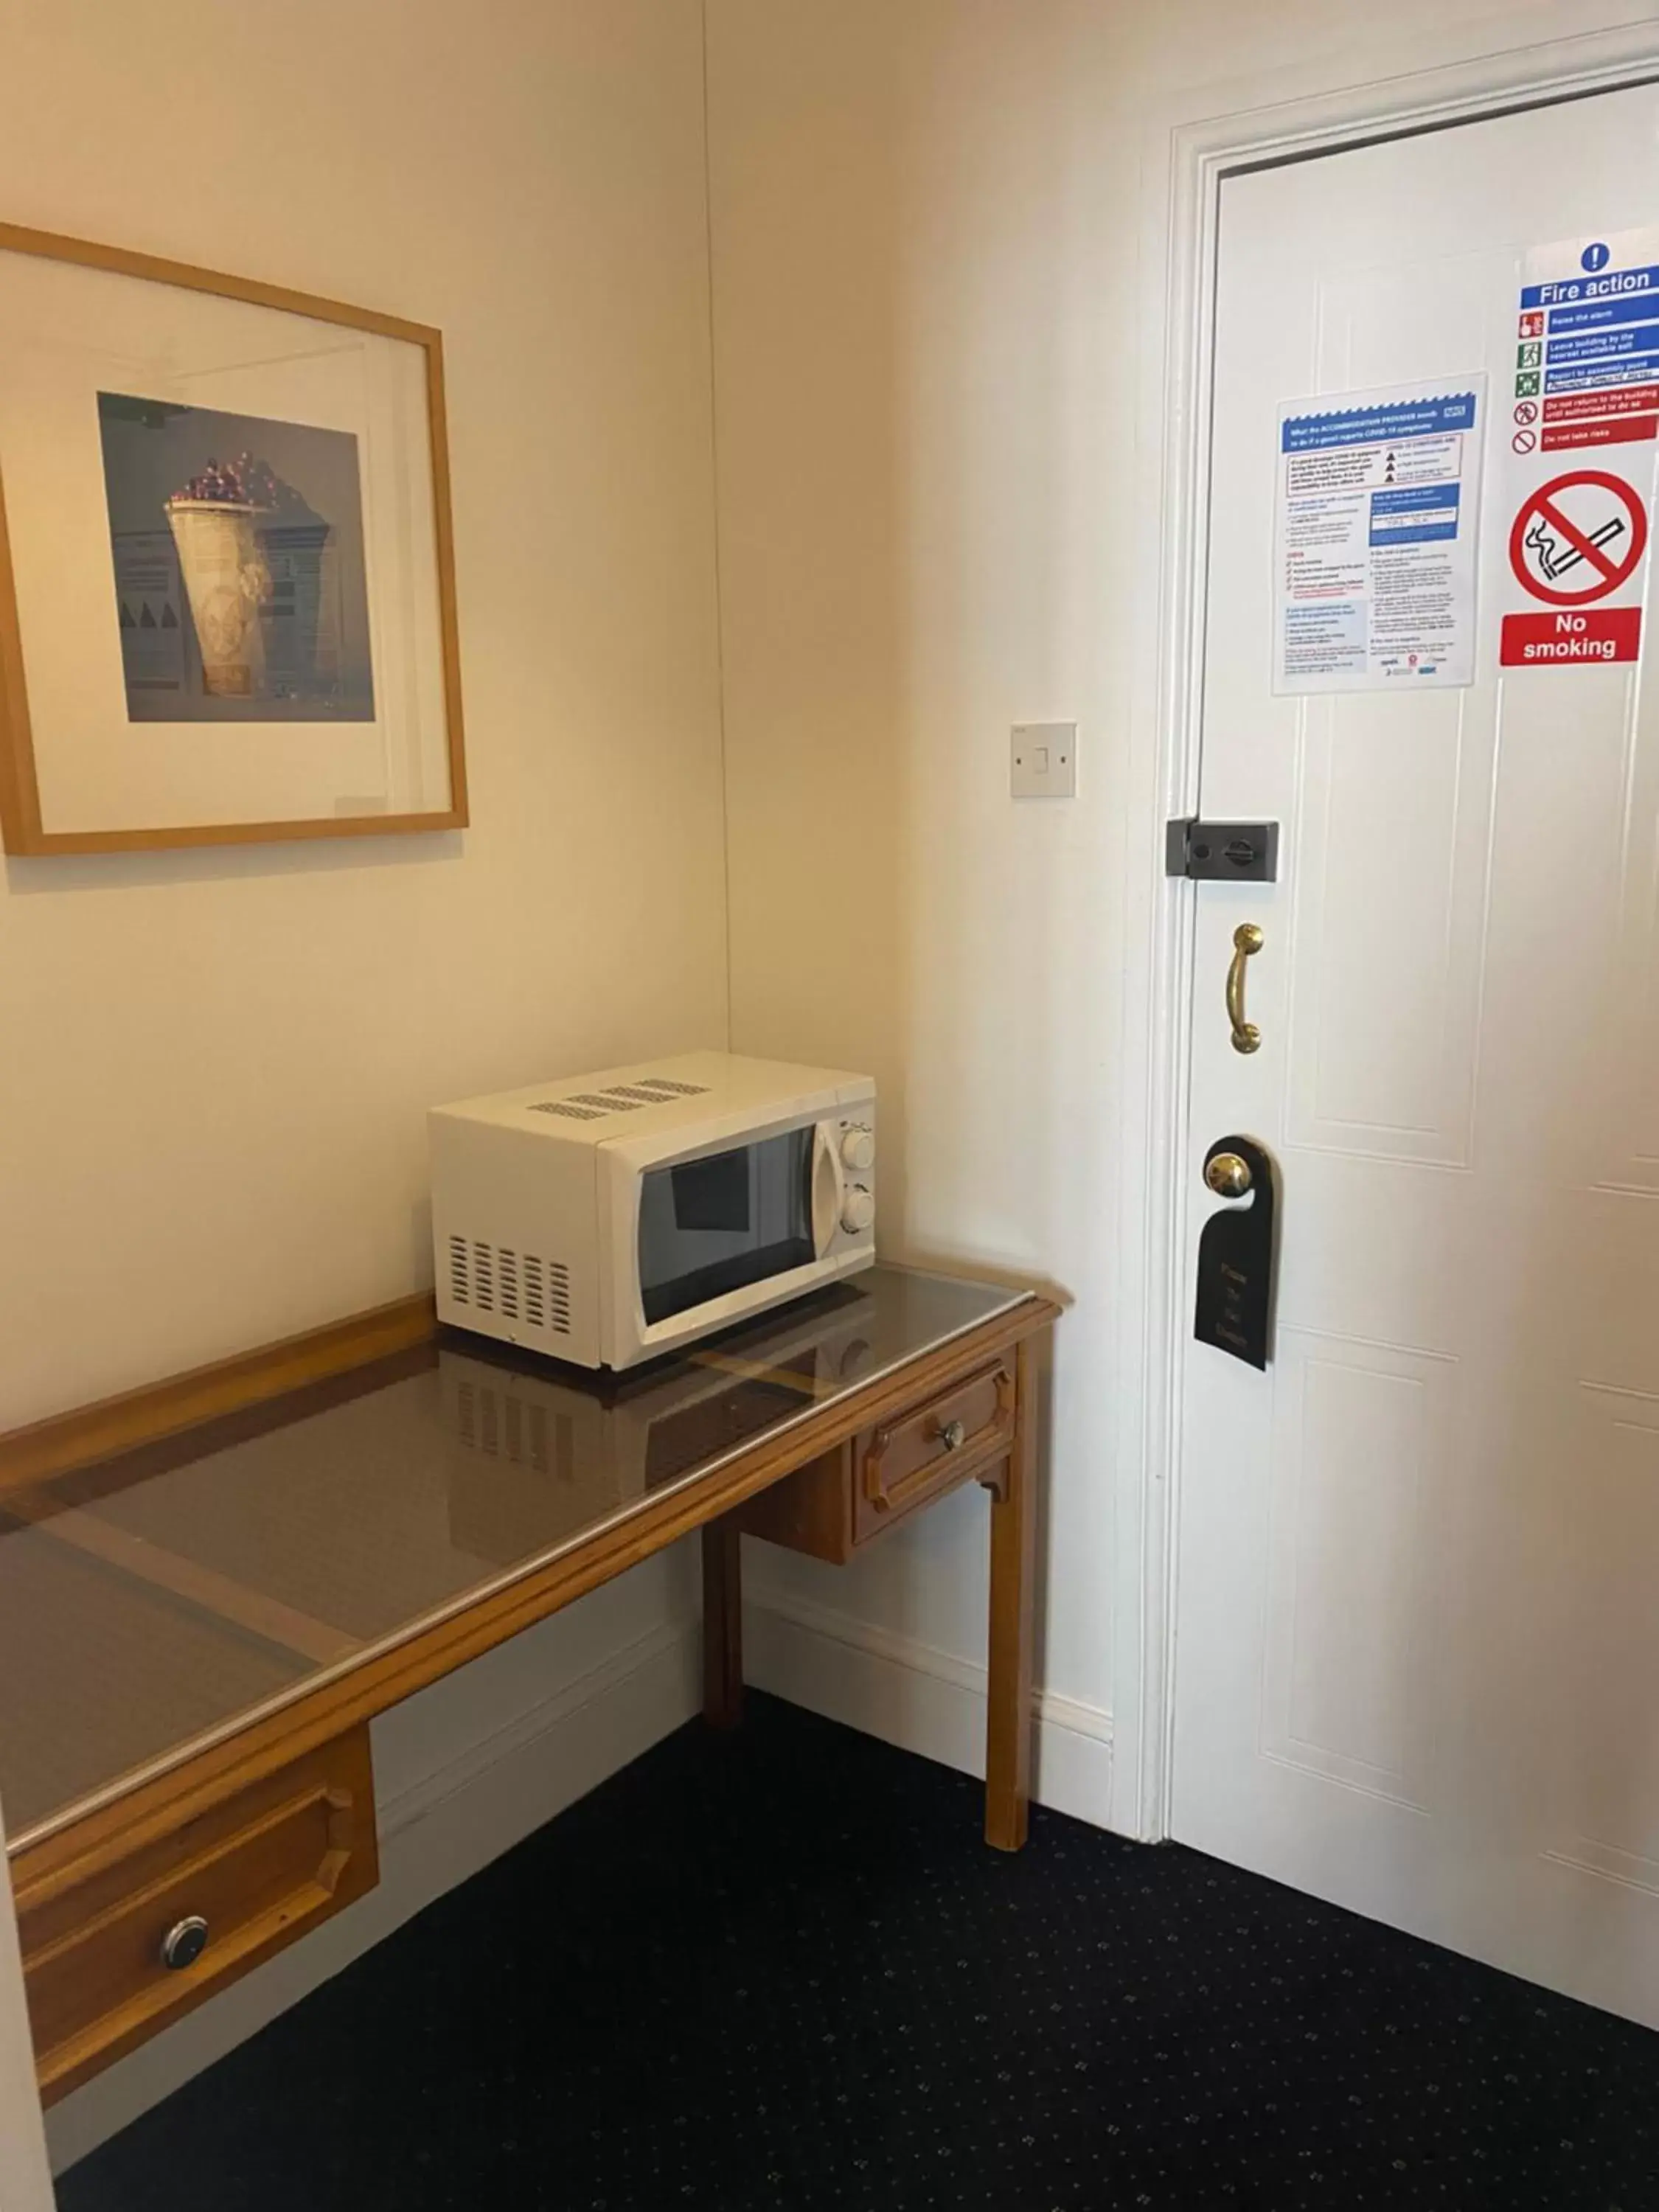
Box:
[854,1357,1015,1542]
[17,1726,378,2100]
[737,1357,1020,1563]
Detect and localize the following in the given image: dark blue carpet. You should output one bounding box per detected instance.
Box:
[59,1693,1659,2210]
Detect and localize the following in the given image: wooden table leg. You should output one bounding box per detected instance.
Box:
[984,1332,1040,1848]
[702,1517,744,1728]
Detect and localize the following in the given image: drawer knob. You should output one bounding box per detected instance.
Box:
[938,1418,967,1451]
[161,1916,209,1972]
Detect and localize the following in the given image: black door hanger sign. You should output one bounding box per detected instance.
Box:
[1194,1134,1278,1370]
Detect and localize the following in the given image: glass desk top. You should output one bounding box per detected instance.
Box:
[0,1265,1029,1849]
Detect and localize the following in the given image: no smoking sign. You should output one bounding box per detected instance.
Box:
[1509,471,1646,602]
[1501,467,1652,668]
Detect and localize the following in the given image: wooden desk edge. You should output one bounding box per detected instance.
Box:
[8,1292,1062,1881]
[0,1293,439,1497]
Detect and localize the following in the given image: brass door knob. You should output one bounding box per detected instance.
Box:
[1204,1152,1253,1199]
[161,1916,209,1972]
[938,1418,967,1450]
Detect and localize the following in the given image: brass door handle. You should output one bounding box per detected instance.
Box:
[1225,923,1263,1054]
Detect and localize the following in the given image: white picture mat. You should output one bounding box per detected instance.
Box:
[0,249,450,834]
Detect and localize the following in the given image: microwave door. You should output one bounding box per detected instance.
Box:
[636,1126,820,1328]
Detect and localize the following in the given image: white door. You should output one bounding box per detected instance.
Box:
[1174,81,1659,2030]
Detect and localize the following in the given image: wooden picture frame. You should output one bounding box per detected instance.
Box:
[0,222,467,855]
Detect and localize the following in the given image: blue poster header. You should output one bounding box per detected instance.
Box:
[1548,293,1659,335]
[1368,481,1461,548]
[1545,323,1659,366]
[1522,263,1659,310]
[1546,352,1659,394]
[1371,483,1461,517]
[1281,394,1478,454]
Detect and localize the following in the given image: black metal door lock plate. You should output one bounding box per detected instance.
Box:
[1166,818,1279,881]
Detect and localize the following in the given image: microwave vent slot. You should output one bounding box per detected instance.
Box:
[526,1078,709,1120]
[447,1237,571,1338]
[523,1255,571,1336]
[600,1079,708,1105]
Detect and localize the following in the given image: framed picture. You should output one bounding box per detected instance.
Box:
[0,223,466,854]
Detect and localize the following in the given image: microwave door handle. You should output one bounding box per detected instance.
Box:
[810,1124,845,1259]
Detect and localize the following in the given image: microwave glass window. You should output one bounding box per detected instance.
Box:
[639,1130,815,1325]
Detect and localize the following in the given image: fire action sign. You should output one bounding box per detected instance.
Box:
[1500,229,1659,668]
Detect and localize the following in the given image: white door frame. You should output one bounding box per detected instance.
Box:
[1111,13,1659,1846]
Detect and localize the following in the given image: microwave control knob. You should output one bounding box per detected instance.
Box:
[841,1130,874,1172]
[841,1187,874,1235]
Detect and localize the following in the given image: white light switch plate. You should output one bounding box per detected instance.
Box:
[1010,722,1077,799]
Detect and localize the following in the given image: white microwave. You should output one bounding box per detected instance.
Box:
[429,1051,876,1368]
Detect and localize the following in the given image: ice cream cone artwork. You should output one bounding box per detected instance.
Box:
[164,498,271,698]
[164,453,330,702]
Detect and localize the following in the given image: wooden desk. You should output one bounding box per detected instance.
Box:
[0,1266,1059,2104]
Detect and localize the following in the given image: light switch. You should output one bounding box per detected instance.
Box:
[1011,722,1077,799]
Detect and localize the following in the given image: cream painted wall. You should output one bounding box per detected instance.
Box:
[706,0,1659,1778]
[0,0,728,1426]
[0,0,727,2166]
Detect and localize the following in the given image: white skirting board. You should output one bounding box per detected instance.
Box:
[45,1606,703,2176]
[742,1590,1115,1829]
